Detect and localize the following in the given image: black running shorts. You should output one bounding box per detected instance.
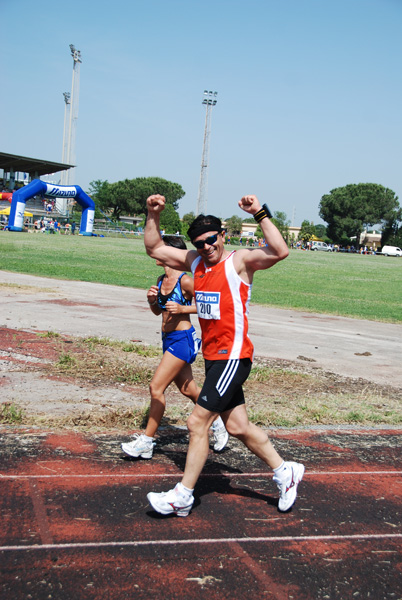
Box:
[196,358,252,413]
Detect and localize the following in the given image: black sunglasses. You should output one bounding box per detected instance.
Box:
[192,233,220,249]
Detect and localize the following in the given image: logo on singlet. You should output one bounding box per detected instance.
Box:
[195,292,219,303]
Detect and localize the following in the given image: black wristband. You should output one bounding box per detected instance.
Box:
[254,203,273,223]
[253,208,266,223]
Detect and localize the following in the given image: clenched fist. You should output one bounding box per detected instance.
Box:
[165,301,185,314]
[147,195,166,213]
[238,195,261,216]
[147,285,159,305]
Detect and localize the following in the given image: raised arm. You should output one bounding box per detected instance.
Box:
[144,195,167,257]
[144,195,197,271]
[234,195,289,280]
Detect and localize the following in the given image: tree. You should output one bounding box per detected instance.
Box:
[87,179,133,220]
[224,215,243,235]
[182,212,196,238]
[87,179,110,219]
[88,177,185,221]
[159,203,182,234]
[298,220,316,243]
[392,225,402,248]
[314,224,327,240]
[133,177,184,212]
[271,211,290,242]
[381,219,402,247]
[87,179,108,199]
[319,184,401,247]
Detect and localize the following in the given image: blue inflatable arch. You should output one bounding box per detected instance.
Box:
[7,179,95,236]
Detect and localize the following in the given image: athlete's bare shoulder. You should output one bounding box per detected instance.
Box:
[232,247,259,284]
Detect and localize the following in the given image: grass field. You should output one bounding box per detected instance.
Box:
[0,232,401,323]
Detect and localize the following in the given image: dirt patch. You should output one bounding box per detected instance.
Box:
[1,326,401,431]
[0,282,57,295]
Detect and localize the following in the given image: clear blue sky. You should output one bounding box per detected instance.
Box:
[2,0,401,225]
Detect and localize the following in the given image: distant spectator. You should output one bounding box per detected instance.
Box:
[71,221,76,235]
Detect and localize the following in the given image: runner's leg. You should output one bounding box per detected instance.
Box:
[145,352,187,437]
[181,404,218,489]
[174,363,200,403]
[223,404,283,469]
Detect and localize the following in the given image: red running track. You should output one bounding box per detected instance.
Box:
[1,426,401,599]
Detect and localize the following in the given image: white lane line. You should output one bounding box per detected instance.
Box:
[0,470,401,480]
[1,533,401,553]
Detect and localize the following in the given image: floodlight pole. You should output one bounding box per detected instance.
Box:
[65,44,82,186]
[196,90,217,216]
[60,92,71,186]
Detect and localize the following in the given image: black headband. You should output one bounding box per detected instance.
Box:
[188,215,223,241]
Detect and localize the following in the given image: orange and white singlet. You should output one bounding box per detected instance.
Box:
[191,251,254,361]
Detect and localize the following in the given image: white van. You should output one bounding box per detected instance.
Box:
[381,245,402,257]
[311,241,333,252]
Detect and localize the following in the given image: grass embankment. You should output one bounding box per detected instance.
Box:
[1,232,401,322]
[1,336,400,429]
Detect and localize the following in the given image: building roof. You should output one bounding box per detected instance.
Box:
[0,152,73,177]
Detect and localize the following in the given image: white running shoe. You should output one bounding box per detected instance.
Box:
[121,434,155,459]
[211,419,229,452]
[147,484,194,517]
[273,461,305,512]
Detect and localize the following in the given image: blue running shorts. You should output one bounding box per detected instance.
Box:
[162,326,201,364]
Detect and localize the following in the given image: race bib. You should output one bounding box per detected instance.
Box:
[195,291,221,320]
